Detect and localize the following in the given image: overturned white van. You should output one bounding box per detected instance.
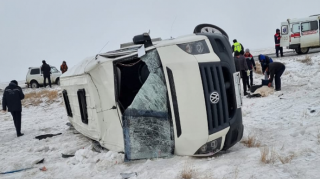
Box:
[60,24,243,161]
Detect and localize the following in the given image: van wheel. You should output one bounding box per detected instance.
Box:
[300,47,309,54]
[30,81,39,88]
[295,47,309,54]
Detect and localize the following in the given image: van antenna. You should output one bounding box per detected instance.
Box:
[98,41,109,54]
[170,15,178,39]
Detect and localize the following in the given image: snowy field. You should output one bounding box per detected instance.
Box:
[1,49,320,179]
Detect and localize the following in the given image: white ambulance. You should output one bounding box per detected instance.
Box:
[60,24,244,161]
[280,14,320,54]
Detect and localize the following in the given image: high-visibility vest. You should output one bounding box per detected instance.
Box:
[233,42,242,52]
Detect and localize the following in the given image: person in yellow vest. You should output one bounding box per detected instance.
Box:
[60,61,68,74]
[231,39,244,55]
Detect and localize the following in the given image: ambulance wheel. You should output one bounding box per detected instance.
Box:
[295,48,301,54]
[300,47,309,54]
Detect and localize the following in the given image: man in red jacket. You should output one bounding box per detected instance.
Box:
[275,29,283,57]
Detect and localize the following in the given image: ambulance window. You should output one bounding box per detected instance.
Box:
[292,24,300,33]
[310,21,318,30]
[302,21,318,32]
[281,25,288,35]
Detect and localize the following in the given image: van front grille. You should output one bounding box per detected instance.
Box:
[199,62,230,135]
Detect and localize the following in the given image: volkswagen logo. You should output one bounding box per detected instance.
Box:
[210,92,219,104]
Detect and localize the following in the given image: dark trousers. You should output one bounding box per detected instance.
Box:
[11,111,22,135]
[274,66,286,90]
[44,75,51,87]
[240,70,247,95]
[246,70,253,87]
[275,46,283,57]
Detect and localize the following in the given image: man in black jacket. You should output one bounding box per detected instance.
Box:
[266,62,286,91]
[41,60,51,88]
[2,80,25,137]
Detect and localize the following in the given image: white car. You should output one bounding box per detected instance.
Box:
[26,66,62,88]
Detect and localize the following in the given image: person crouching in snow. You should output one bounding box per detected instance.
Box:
[2,80,25,137]
[244,49,256,87]
[266,62,285,91]
[258,54,273,79]
[234,51,249,96]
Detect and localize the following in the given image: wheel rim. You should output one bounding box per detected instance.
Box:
[31,83,37,88]
[300,48,308,53]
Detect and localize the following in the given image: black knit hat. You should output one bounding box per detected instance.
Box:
[11,80,18,85]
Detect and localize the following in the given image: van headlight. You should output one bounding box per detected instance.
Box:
[177,40,210,55]
[195,137,222,155]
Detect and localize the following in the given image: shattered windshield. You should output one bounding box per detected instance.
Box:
[122,49,174,161]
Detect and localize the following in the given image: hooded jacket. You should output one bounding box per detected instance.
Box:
[258,54,273,73]
[2,82,25,112]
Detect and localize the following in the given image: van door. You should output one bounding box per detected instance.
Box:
[280,22,289,48]
[290,23,301,47]
[300,20,319,48]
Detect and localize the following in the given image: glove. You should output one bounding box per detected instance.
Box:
[247,70,250,76]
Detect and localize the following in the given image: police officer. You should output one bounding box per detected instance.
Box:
[275,29,283,57]
[232,39,244,55]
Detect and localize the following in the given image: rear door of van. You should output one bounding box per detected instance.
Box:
[280,22,289,48]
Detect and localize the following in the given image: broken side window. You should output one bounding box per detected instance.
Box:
[122,49,174,161]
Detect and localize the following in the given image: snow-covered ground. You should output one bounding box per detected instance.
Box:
[1,49,320,179]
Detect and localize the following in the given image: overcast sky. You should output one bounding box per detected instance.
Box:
[0,0,319,83]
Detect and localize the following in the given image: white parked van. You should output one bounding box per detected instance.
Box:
[280,14,320,54]
[60,24,244,161]
[26,66,61,88]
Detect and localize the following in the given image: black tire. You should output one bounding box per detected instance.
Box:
[193,24,229,39]
[30,81,39,88]
[56,78,60,86]
[295,47,309,54]
[300,47,309,54]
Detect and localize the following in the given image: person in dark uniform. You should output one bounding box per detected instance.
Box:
[275,29,283,57]
[2,80,25,137]
[266,62,286,91]
[41,60,52,88]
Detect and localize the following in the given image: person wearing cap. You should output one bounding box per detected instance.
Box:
[244,49,256,87]
[60,61,68,74]
[2,80,25,137]
[234,51,249,95]
[266,62,285,91]
[41,60,52,88]
[231,39,244,55]
[275,29,283,57]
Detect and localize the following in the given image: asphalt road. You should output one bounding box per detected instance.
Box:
[253,48,320,60]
